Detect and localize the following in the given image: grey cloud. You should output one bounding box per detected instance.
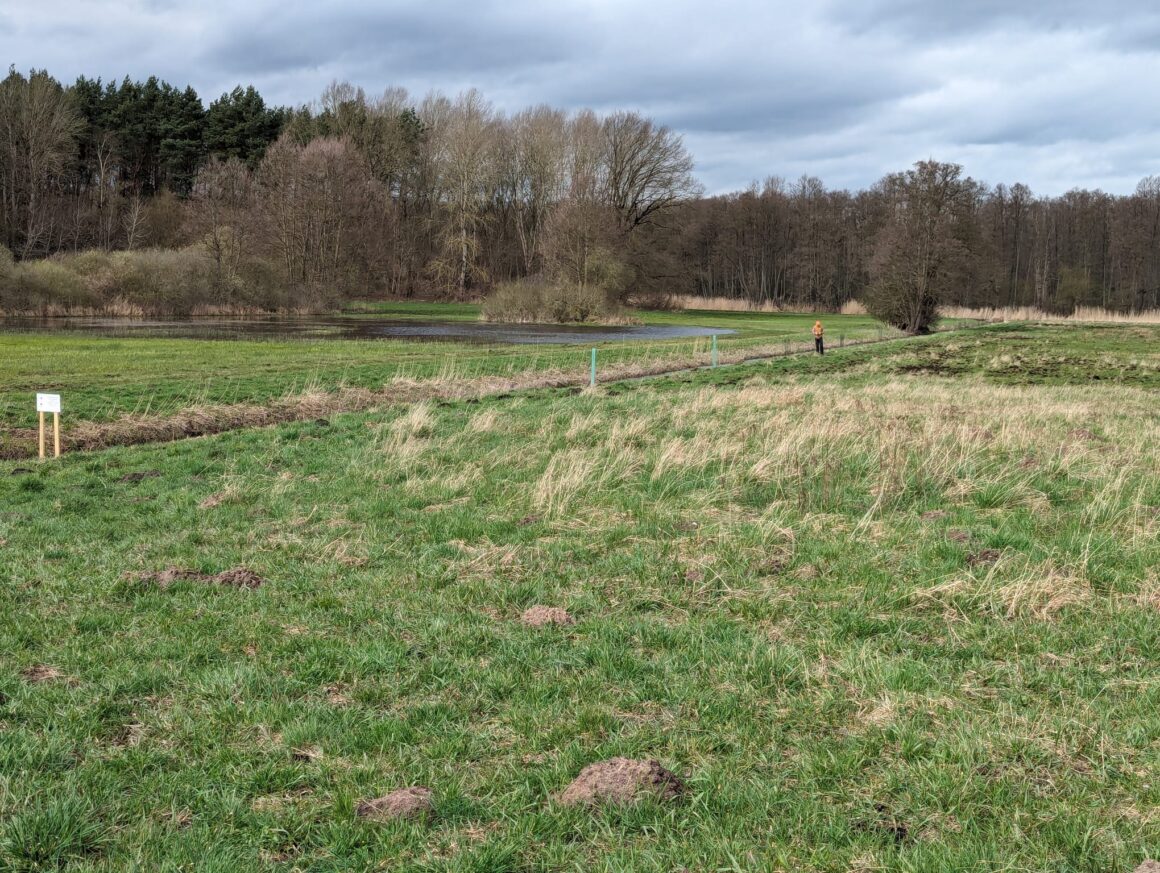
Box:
[2,0,1158,195]
[829,0,1159,39]
[198,2,583,81]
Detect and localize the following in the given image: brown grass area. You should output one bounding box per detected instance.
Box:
[940,305,1160,324]
[669,296,1160,323]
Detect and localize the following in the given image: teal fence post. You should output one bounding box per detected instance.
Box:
[590,348,597,387]
[711,334,718,368]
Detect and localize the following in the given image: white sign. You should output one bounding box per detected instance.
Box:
[36,393,61,414]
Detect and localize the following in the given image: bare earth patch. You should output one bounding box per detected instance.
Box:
[126,566,265,589]
[1068,427,1104,442]
[520,606,575,627]
[21,664,65,683]
[558,758,686,807]
[117,470,161,483]
[356,787,435,823]
[947,529,971,543]
[967,549,1003,566]
[1130,580,1160,611]
[1134,863,1160,873]
[921,510,950,521]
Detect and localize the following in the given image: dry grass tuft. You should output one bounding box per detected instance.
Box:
[996,565,1091,618]
[394,401,435,438]
[534,449,597,517]
[466,408,499,433]
[858,695,897,728]
[1128,577,1160,611]
[917,560,1092,620]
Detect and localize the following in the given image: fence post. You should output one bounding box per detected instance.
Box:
[711,334,718,368]
[839,333,845,348]
[590,348,597,388]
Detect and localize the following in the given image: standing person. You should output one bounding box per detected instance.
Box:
[813,319,824,354]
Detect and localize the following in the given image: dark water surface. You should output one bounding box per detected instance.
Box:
[0,316,733,345]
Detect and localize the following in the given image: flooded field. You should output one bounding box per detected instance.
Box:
[0,315,733,344]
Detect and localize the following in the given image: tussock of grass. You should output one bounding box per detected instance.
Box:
[918,558,1093,620]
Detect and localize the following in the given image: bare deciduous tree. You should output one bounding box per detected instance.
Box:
[428,90,497,297]
[191,157,253,292]
[257,134,385,301]
[601,111,700,233]
[865,161,983,332]
[499,105,567,275]
[0,68,82,257]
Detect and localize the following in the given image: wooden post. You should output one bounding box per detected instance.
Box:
[53,412,61,458]
[39,411,46,460]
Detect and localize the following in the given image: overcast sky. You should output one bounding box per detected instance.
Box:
[4,0,1159,195]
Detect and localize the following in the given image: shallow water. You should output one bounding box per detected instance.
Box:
[0,316,734,345]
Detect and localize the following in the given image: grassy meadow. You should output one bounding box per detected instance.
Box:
[0,322,1158,870]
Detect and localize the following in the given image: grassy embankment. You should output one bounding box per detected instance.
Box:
[0,305,892,454]
[0,325,1157,870]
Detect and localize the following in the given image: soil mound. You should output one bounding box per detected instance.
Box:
[558,758,685,807]
[21,665,64,683]
[921,510,950,521]
[1134,863,1160,873]
[967,549,1002,567]
[128,566,264,589]
[521,606,575,627]
[1068,428,1103,442]
[356,787,434,822]
[947,529,971,543]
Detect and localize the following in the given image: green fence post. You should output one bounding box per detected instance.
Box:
[711,334,718,368]
[590,348,597,388]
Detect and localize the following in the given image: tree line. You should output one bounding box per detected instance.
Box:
[1,66,1157,320]
[677,167,1160,318]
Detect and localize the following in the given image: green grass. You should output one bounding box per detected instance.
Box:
[0,304,890,430]
[1,324,1157,871]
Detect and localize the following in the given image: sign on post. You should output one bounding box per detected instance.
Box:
[35,393,62,460]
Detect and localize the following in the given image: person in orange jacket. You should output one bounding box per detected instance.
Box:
[813,319,824,354]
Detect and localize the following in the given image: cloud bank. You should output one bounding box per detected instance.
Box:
[4,0,1158,194]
